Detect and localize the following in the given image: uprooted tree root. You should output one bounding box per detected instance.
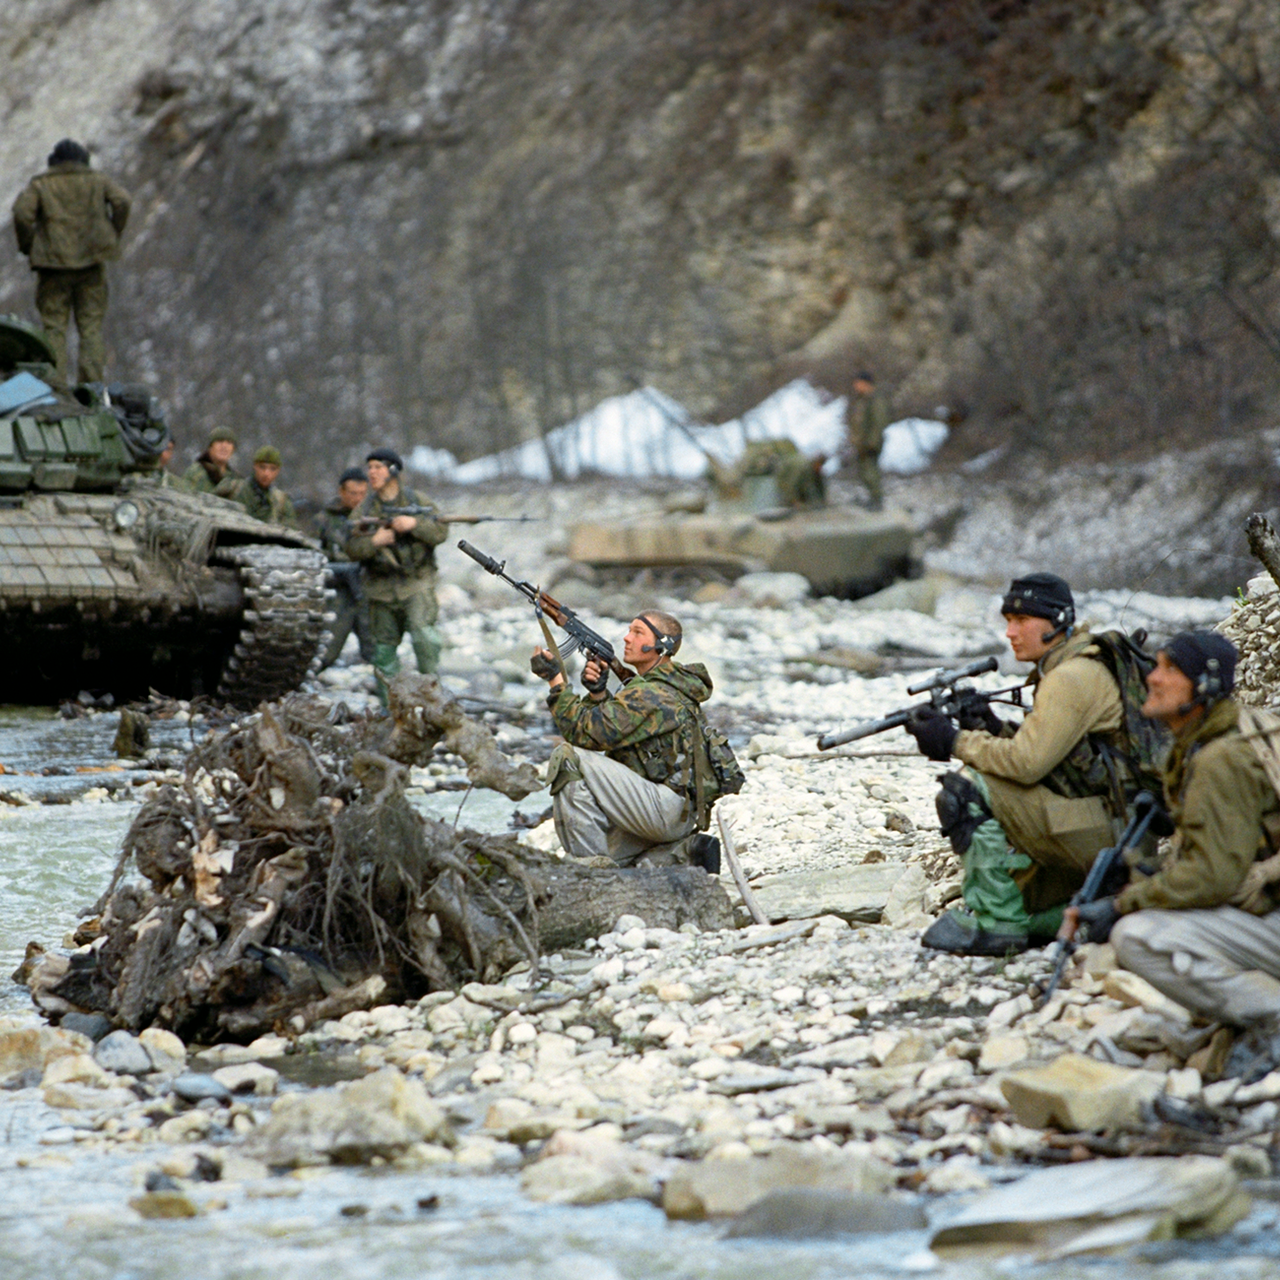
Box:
[30,674,732,1043]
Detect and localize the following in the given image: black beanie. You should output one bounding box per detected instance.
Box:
[48,139,89,166]
[339,466,368,485]
[1001,573,1075,627]
[1162,631,1236,699]
[365,447,403,474]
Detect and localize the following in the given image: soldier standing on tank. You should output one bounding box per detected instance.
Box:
[217,446,299,528]
[11,140,131,387]
[345,447,447,704]
[316,467,374,667]
[184,427,240,494]
[844,371,892,511]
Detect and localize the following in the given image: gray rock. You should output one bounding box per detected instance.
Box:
[750,864,907,924]
[724,1190,926,1239]
[169,1073,234,1105]
[929,1156,1250,1260]
[708,1069,800,1096]
[60,1012,113,1042]
[93,1029,153,1076]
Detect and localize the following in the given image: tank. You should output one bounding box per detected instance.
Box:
[568,496,914,599]
[0,315,330,705]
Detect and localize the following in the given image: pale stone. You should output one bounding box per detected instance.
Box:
[930,1156,1250,1258]
[614,914,647,932]
[643,1017,683,1043]
[925,1155,991,1194]
[42,1053,112,1087]
[1102,971,1192,1025]
[522,1154,655,1205]
[130,1191,200,1219]
[917,1058,974,1091]
[507,1022,537,1045]
[245,1034,289,1058]
[471,1061,504,1085]
[0,1025,91,1083]
[1079,943,1118,977]
[1233,1071,1280,1105]
[367,1005,413,1035]
[618,928,647,951]
[658,983,692,1003]
[94,1030,153,1076]
[212,1063,279,1095]
[1165,1067,1202,1101]
[978,1034,1029,1073]
[749,864,905,924]
[140,1028,187,1074]
[248,1068,453,1166]
[158,1112,215,1143]
[43,1082,136,1111]
[880,865,931,931]
[663,1145,894,1220]
[1001,1054,1165,1131]
[985,1121,1045,1157]
[690,1058,730,1080]
[986,995,1033,1030]
[484,1097,534,1135]
[1202,1079,1239,1108]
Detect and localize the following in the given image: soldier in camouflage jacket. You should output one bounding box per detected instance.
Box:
[534,610,711,867]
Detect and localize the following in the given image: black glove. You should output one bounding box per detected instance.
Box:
[905,707,958,761]
[530,652,559,681]
[957,693,1003,736]
[581,661,608,695]
[1075,897,1120,944]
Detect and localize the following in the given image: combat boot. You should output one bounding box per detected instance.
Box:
[921,909,1030,957]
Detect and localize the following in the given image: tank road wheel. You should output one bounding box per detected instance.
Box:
[214,546,333,707]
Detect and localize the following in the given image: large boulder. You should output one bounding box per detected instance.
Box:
[0,1023,91,1085]
[247,1068,453,1166]
[930,1157,1250,1260]
[1000,1054,1165,1131]
[662,1144,893,1220]
[749,864,908,924]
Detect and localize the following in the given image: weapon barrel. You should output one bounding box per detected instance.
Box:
[457,539,504,575]
[906,655,998,698]
[817,708,913,750]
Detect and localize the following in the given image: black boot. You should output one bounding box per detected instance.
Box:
[921,909,1030,957]
[689,833,721,874]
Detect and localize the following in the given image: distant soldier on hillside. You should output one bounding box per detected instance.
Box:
[11,140,132,386]
[844,371,892,511]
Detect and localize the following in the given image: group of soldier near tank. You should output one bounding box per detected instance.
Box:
[12,141,1279,1078]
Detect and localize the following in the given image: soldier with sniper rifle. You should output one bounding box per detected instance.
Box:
[821,573,1169,957]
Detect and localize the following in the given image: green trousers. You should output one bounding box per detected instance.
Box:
[954,772,1064,938]
[856,452,882,509]
[368,589,443,703]
[36,264,108,385]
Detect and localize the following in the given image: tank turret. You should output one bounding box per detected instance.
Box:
[0,315,331,705]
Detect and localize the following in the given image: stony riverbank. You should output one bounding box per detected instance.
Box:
[5,564,1275,1259]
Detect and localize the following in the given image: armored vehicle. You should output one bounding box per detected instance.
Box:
[0,315,329,705]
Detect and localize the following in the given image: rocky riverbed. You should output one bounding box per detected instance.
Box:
[4,546,1279,1273]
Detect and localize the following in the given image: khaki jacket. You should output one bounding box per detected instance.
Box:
[1118,699,1280,914]
[12,163,131,270]
[183,457,239,494]
[215,476,299,529]
[954,630,1123,788]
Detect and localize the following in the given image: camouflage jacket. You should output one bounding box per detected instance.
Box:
[315,500,356,561]
[550,660,713,797]
[215,476,299,529]
[1118,699,1280,915]
[183,456,239,495]
[345,485,447,600]
[12,162,131,270]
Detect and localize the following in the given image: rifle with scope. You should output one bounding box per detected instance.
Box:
[457,540,634,686]
[816,656,1026,751]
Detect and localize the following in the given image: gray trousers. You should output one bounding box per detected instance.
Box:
[1112,906,1280,1027]
[550,746,693,866]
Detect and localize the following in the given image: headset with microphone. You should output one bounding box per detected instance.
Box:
[635,615,679,657]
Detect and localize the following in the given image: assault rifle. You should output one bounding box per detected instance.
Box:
[354,505,536,529]
[457,541,635,685]
[1040,791,1162,1006]
[816,656,1025,750]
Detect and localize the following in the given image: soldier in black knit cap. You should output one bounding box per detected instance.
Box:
[903,572,1146,955]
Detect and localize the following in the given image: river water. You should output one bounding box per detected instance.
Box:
[1,707,1277,1280]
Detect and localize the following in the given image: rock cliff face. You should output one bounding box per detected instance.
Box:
[2,1,1278,484]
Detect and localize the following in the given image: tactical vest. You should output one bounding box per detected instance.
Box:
[1040,630,1171,815]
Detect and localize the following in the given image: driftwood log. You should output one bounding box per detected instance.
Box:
[1245,513,1280,591]
[27,675,732,1042]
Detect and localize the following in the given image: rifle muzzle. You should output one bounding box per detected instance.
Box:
[458,540,503,574]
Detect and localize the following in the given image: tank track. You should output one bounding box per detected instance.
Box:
[214,545,333,707]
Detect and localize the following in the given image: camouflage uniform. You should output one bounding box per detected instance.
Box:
[847,388,892,509]
[315,500,373,666]
[345,486,447,697]
[215,475,299,528]
[943,629,1126,937]
[1113,699,1280,1027]
[184,456,240,494]
[12,159,131,385]
[546,660,712,865]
